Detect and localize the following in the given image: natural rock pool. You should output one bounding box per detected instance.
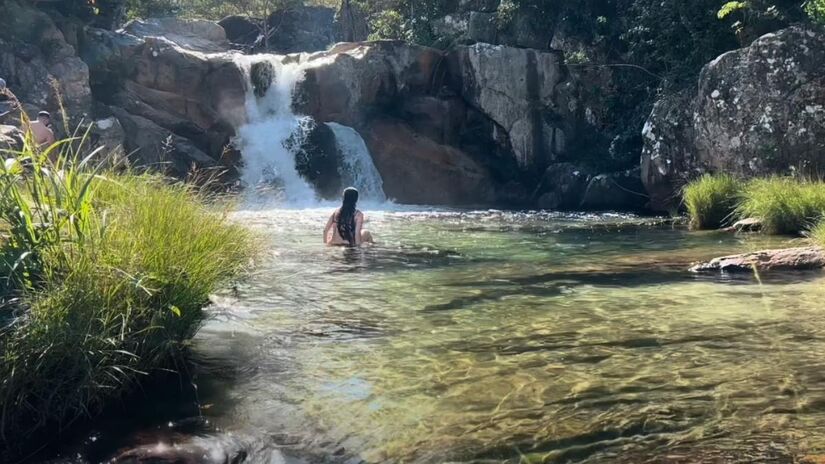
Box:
[56,208,825,463]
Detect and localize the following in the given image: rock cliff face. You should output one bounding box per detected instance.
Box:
[83,18,246,176]
[4,0,824,210]
[642,27,825,212]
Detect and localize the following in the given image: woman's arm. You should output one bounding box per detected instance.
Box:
[323,213,334,244]
[354,211,364,246]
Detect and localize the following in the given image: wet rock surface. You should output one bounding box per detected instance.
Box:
[580,168,648,211]
[690,247,825,273]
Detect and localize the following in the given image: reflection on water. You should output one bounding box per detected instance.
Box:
[62,209,825,463]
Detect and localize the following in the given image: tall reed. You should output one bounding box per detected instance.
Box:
[0,131,255,457]
[737,177,825,235]
[682,173,743,230]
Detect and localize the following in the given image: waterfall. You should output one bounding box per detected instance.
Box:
[233,55,387,205]
[233,55,316,203]
[326,122,387,203]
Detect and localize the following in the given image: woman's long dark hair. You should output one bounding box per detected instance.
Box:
[336,187,359,246]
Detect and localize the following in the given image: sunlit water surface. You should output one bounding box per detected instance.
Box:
[61,208,825,463]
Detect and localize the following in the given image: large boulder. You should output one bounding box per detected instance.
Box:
[639,91,697,212]
[122,17,230,53]
[693,27,825,175]
[364,117,496,205]
[642,27,825,212]
[219,15,261,49]
[0,1,92,129]
[448,43,567,170]
[579,168,648,211]
[296,41,443,127]
[267,6,336,54]
[0,125,24,151]
[112,107,215,176]
[533,162,592,210]
[82,28,247,171]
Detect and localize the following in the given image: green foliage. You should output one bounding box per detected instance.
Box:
[0,134,255,453]
[718,1,750,18]
[805,0,825,22]
[736,177,825,235]
[368,9,408,40]
[805,217,825,247]
[682,174,744,230]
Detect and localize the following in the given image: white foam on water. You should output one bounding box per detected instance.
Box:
[232,54,392,210]
[325,122,387,203]
[233,55,317,206]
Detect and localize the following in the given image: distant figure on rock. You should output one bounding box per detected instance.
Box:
[324,187,374,246]
[28,111,56,148]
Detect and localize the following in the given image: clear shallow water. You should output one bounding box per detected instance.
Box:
[59,208,825,463]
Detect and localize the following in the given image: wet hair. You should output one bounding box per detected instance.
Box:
[336,187,359,246]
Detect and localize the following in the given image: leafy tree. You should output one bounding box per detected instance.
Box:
[806,0,825,22]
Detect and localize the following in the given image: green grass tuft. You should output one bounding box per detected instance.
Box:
[0,131,255,455]
[682,173,743,230]
[737,177,825,235]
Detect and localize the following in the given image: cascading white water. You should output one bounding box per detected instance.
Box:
[234,55,316,203]
[325,122,387,203]
[233,54,388,206]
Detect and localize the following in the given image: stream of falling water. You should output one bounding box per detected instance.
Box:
[232,55,387,205]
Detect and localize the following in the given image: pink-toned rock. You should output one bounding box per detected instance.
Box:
[690,247,825,273]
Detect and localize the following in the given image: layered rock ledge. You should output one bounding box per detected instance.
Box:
[690,247,825,273]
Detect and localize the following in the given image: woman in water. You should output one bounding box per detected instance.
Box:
[324,187,374,246]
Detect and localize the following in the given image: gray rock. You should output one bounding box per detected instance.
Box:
[640,91,698,212]
[112,107,216,177]
[467,12,497,44]
[580,168,648,211]
[0,124,24,151]
[296,41,443,127]
[122,17,229,52]
[218,15,260,48]
[0,1,92,129]
[449,43,566,169]
[267,6,335,54]
[534,162,591,210]
[642,27,825,212]
[292,119,342,200]
[90,115,126,162]
[690,247,825,273]
[432,13,471,41]
[363,117,496,205]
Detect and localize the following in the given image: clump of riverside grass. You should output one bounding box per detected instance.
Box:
[682,173,743,229]
[736,177,825,235]
[683,174,825,235]
[0,131,254,455]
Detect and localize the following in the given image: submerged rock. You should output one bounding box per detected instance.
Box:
[690,247,825,273]
[533,162,591,210]
[726,217,763,233]
[579,168,648,211]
